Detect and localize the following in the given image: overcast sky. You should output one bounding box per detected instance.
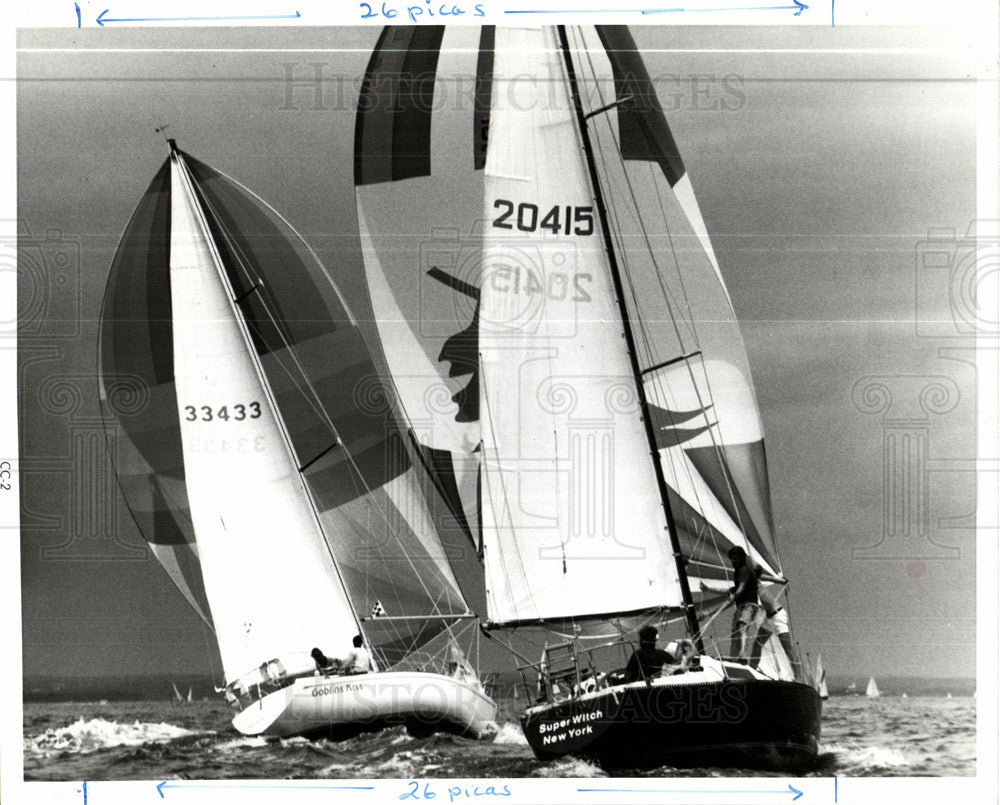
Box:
[16,24,980,683]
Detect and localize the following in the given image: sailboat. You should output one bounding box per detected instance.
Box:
[866,676,880,697]
[99,139,497,740]
[814,656,829,700]
[353,25,821,769]
[171,682,185,704]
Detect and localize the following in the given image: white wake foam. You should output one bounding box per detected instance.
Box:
[27,718,197,755]
[492,723,528,746]
[831,744,910,769]
[532,756,605,777]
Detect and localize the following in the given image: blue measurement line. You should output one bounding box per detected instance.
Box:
[505,1,807,13]
[157,782,374,798]
[835,776,838,802]
[643,1,806,11]
[74,2,81,26]
[96,10,301,25]
[505,7,668,10]
[578,784,803,799]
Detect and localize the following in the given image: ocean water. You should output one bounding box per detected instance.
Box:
[23,695,975,781]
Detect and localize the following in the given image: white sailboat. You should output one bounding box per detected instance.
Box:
[866,676,880,697]
[99,140,497,740]
[354,25,821,769]
[814,655,829,700]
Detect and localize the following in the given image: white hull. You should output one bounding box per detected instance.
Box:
[231,671,498,740]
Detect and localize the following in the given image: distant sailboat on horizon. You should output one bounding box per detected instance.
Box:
[866,676,880,697]
[813,655,829,700]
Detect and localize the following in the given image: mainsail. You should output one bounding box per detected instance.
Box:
[100,143,473,685]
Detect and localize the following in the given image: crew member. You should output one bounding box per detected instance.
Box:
[750,586,803,681]
[624,626,674,683]
[728,546,759,661]
[340,634,372,675]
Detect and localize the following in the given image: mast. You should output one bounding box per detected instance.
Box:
[169,145,372,660]
[555,25,703,651]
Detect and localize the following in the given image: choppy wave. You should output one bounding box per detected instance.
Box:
[22,697,975,780]
[493,723,528,745]
[26,717,200,755]
[822,743,911,773]
[532,756,604,777]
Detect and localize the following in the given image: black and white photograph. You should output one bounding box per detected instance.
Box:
[6,6,998,803]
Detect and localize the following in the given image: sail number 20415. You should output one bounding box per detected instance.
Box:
[184,402,261,422]
[493,200,594,236]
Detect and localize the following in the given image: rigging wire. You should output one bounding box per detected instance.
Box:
[570,26,766,576]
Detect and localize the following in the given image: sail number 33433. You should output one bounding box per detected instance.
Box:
[493,200,594,236]
[184,402,261,422]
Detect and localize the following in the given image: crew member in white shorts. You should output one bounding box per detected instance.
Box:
[750,585,802,682]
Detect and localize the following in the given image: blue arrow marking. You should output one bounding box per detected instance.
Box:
[97,9,301,25]
[505,0,806,13]
[579,784,803,800]
[157,782,375,798]
[643,0,807,12]
[75,3,81,26]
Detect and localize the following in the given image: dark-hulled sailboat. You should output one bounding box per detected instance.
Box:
[353,24,822,769]
[99,140,497,740]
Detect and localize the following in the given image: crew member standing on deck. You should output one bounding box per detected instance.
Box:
[750,585,803,681]
[727,546,758,661]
